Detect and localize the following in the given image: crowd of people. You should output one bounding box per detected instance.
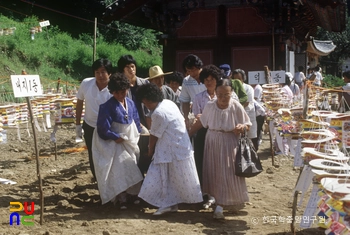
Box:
[76,54,311,219]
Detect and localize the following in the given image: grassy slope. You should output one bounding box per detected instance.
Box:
[0,15,161,100]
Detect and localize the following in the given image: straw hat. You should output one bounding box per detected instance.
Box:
[146,65,173,80]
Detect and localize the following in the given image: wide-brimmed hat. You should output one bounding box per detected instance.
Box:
[146,65,173,80]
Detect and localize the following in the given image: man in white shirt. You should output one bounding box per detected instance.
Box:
[179,54,206,129]
[313,66,323,86]
[293,66,306,89]
[75,59,113,180]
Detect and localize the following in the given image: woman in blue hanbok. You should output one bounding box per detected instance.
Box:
[92,72,143,209]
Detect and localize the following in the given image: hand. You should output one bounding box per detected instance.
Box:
[233,124,246,135]
[75,125,83,138]
[115,138,124,143]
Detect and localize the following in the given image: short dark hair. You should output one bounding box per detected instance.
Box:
[232,69,247,82]
[298,66,304,72]
[136,83,163,103]
[216,78,232,89]
[92,58,113,74]
[166,71,184,85]
[343,70,350,79]
[199,64,223,83]
[182,54,203,72]
[117,55,137,73]
[284,74,291,86]
[108,72,130,93]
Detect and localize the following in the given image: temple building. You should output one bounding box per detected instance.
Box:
[102,0,346,74]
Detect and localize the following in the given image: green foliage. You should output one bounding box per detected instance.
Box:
[0,14,162,102]
[322,74,345,88]
[316,14,350,67]
[100,21,162,57]
[0,14,163,100]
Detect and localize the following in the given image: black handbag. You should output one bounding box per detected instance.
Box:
[235,130,263,178]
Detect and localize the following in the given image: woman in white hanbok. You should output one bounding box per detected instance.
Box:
[92,73,143,208]
[136,83,203,215]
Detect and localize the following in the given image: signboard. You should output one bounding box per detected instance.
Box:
[248,71,265,84]
[248,70,286,84]
[270,71,285,84]
[11,75,43,98]
[39,20,50,27]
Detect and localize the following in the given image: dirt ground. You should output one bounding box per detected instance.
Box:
[0,123,326,235]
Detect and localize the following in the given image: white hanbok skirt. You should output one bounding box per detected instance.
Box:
[138,150,203,208]
[92,121,143,204]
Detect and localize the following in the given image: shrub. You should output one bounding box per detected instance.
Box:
[322,74,344,88]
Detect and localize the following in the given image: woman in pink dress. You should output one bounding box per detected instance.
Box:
[189,78,252,219]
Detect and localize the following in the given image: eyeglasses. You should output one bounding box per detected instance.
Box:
[216,93,231,98]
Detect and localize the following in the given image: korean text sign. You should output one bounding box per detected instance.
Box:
[248,71,286,84]
[11,75,43,97]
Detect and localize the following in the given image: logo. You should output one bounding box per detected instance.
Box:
[9,202,35,226]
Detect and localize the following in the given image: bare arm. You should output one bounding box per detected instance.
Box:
[75,99,84,125]
[148,134,158,157]
[182,102,191,129]
[188,118,203,137]
[145,117,152,130]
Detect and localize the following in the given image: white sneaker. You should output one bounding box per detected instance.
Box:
[213,211,225,219]
[213,205,225,219]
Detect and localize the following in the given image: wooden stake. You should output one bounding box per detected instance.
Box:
[55,141,57,161]
[303,82,309,119]
[26,97,44,225]
[56,78,61,93]
[93,18,97,62]
[268,119,275,166]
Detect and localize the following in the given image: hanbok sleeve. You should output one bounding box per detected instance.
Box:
[199,102,211,128]
[96,102,121,140]
[150,111,168,138]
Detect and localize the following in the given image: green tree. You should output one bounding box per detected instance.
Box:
[99,21,162,57]
[316,14,350,73]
